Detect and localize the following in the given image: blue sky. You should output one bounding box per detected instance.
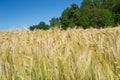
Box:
[0,0,82,30]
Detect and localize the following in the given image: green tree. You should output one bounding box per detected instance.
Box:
[99,9,114,27]
[38,22,49,30]
[102,0,119,10]
[49,17,60,27]
[29,21,49,30]
[80,0,117,28]
[29,25,38,30]
[80,0,101,28]
[80,0,93,16]
[112,1,120,25]
[89,8,101,28]
[102,0,120,25]
[30,0,119,30]
[60,3,80,29]
[60,7,71,29]
[81,0,93,9]
[80,15,90,29]
[93,0,102,8]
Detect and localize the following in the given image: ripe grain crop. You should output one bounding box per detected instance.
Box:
[0,26,120,80]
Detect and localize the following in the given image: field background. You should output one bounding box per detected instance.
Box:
[0,26,120,80]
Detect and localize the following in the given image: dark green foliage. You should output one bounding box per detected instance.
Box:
[49,17,60,27]
[60,0,119,29]
[29,25,37,30]
[60,8,71,29]
[29,0,119,30]
[112,2,120,25]
[38,22,49,30]
[80,15,90,29]
[102,0,120,25]
[29,21,49,30]
[81,0,93,9]
[89,8,101,28]
[60,3,81,29]
[93,0,102,8]
[99,9,114,27]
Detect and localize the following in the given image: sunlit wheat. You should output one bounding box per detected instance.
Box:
[0,26,120,80]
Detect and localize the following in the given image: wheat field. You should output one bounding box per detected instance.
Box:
[0,26,120,80]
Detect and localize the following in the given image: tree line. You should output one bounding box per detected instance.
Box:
[29,0,120,30]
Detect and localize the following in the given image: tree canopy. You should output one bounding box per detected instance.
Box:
[29,21,49,30]
[29,0,120,30]
[49,17,60,27]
